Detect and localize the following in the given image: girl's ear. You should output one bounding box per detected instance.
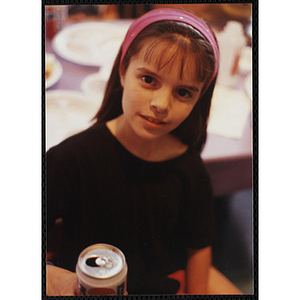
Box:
[119,70,125,88]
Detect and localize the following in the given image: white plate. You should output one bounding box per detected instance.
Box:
[45,53,63,89]
[81,72,107,103]
[46,90,99,150]
[52,21,130,66]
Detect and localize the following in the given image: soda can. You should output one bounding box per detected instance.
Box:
[76,243,127,295]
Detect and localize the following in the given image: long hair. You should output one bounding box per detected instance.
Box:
[94,20,217,152]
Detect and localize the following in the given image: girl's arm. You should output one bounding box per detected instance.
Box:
[185,246,212,294]
[186,246,243,295]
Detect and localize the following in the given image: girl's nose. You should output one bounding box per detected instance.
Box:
[150,88,172,113]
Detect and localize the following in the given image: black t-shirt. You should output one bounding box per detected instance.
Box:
[46,122,214,294]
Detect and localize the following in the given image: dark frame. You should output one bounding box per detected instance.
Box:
[42,1,258,299]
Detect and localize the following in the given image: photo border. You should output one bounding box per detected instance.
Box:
[41,1,258,299]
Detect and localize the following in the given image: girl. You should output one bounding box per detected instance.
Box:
[46,8,241,295]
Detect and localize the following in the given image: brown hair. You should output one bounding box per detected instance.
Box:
[94,20,217,152]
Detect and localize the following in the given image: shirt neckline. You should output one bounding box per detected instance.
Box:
[101,122,193,165]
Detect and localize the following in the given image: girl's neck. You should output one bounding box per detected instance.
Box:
[106,116,188,162]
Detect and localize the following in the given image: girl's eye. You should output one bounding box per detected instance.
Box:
[141,75,155,85]
[177,89,191,98]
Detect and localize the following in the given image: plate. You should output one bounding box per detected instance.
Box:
[45,53,63,89]
[46,90,99,150]
[81,72,108,103]
[52,21,131,66]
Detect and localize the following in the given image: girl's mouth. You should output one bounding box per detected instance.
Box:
[141,115,167,125]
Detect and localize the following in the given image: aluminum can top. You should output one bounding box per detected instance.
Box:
[77,244,126,279]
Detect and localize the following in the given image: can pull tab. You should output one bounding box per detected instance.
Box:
[86,256,114,268]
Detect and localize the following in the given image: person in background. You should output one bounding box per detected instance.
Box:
[46,8,242,295]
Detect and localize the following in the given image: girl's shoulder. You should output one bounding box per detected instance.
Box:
[46,122,113,159]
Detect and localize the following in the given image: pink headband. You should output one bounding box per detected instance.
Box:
[119,8,219,88]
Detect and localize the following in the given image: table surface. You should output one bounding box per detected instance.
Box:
[44,20,253,197]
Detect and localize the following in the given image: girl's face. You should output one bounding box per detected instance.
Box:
[119,38,204,143]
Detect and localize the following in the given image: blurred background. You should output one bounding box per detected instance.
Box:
[45,3,254,294]
[66,3,251,35]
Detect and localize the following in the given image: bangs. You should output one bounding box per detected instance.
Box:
[140,36,213,84]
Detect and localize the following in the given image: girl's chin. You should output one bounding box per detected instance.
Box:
[134,128,164,141]
[121,115,174,141]
[129,124,167,142]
